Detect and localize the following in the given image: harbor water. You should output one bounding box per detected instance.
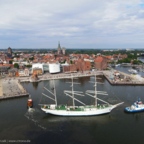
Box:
[0,75,144,144]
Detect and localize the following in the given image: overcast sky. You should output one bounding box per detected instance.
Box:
[0,0,144,49]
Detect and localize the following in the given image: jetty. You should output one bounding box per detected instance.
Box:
[20,70,144,85]
[0,78,29,100]
[103,71,144,85]
[0,70,144,100]
[20,71,103,82]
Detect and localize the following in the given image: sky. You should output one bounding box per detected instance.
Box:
[0,0,144,49]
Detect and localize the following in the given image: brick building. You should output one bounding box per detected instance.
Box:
[62,59,91,73]
[63,64,77,73]
[94,56,108,70]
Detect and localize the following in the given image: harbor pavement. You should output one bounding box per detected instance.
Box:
[0,77,28,98]
[0,79,3,96]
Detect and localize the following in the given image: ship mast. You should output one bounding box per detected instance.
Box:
[53,79,57,106]
[42,79,57,106]
[71,76,75,107]
[94,74,97,106]
[86,74,109,106]
[64,75,85,108]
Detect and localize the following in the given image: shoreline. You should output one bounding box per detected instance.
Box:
[19,70,144,85]
[0,77,29,100]
[0,79,3,96]
[1,70,144,100]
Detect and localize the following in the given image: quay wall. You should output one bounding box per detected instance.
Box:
[0,78,29,100]
[1,70,144,100]
[0,79,3,96]
[0,93,29,100]
[20,70,144,86]
[103,71,144,85]
[20,71,103,82]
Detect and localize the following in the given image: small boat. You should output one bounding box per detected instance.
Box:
[125,98,144,113]
[27,95,33,108]
[128,69,138,74]
[115,64,121,67]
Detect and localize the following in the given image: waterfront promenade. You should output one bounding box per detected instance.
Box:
[1,70,144,100]
[19,70,144,85]
[103,71,144,85]
[20,71,103,82]
[0,79,2,96]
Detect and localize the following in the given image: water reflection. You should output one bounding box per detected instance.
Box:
[32,82,39,89]
[41,113,115,124]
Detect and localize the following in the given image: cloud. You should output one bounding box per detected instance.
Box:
[0,0,144,48]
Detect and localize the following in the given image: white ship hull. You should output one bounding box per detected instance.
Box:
[41,103,123,116]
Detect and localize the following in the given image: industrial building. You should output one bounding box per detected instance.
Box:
[32,63,60,74]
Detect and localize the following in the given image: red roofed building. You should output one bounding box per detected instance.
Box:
[105,55,113,62]
[62,58,91,73]
[94,56,108,70]
[75,59,91,72]
[63,64,77,73]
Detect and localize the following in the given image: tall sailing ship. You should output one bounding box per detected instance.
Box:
[40,75,123,116]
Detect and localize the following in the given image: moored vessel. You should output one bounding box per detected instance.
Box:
[27,95,33,108]
[128,69,138,74]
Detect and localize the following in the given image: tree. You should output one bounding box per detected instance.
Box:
[29,57,34,61]
[9,60,13,64]
[25,64,32,68]
[14,63,19,69]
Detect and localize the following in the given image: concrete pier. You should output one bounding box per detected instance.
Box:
[103,71,144,85]
[0,78,29,100]
[20,71,103,82]
[0,79,3,96]
[0,70,144,100]
[19,70,144,85]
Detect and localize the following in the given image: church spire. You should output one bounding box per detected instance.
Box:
[58,41,61,49]
[57,41,62,55]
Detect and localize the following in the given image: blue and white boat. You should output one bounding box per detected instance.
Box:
[125,98,144,113]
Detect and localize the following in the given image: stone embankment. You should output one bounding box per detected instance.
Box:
[0,79,3,96]
[103,71,144,85]
[1,70,144,100]
[0,78,29,100]
[0,71,101,99]
[20,70,144,85]
[20,71,103,82]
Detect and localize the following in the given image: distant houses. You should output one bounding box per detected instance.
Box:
[0,46,129,77]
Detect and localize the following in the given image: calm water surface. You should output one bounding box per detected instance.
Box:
[0,75,144,144]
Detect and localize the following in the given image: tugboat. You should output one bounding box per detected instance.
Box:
[125,98,144,113]
[27,95,33,108]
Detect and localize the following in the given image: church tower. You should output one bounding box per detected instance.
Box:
[57,41,62,55]
[7,47,12,58]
